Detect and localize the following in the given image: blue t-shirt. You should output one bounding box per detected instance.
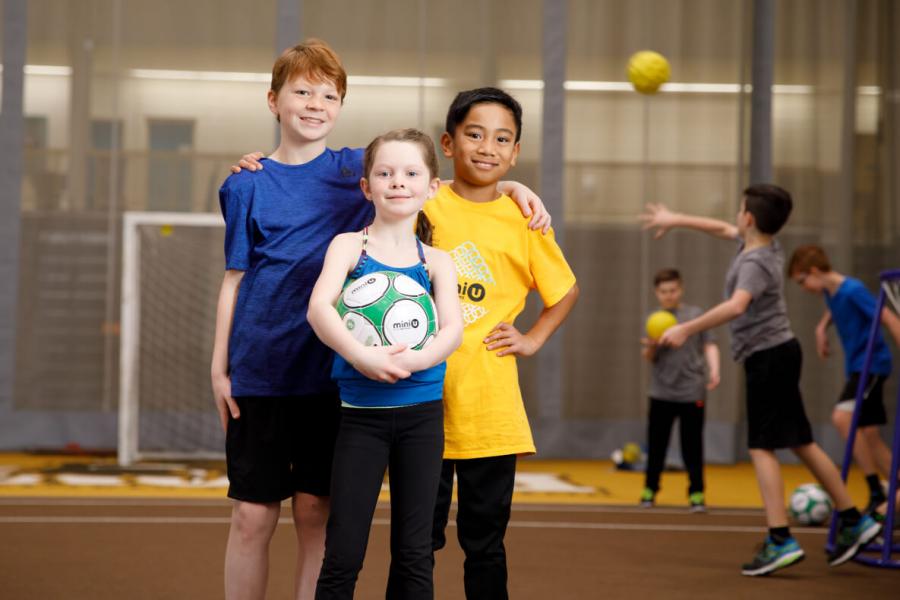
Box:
[331,245,446,408]
[219,148,373,397]
[824,277,892,377]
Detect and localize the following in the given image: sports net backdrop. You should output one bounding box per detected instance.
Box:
[2,1,899,465]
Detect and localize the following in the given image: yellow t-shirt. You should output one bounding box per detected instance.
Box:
[424,184,577,459]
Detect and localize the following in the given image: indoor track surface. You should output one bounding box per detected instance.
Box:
[0,456,896,598]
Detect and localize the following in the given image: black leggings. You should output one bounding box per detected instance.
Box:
[644,398,705,495]
[316,401,444,600]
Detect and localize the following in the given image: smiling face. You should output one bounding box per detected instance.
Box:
[361,140,440,220]
[441,102,520,189]
[267,75,342,145]
[654,279,683,310]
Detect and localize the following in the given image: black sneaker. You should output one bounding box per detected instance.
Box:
[828,514,881,567]
[741,536,805,576]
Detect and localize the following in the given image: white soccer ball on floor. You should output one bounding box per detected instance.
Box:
[336,270,438,350]
[788,483,833,526]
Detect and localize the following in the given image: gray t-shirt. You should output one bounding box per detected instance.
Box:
[648,304,713,402]
[723,239,794,362]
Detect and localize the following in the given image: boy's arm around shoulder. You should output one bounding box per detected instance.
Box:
[307,233,411,383]
[497,180,551,233]
[395,248,463,373]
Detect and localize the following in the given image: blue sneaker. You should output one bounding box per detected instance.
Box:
[741,536,805,576]
[828,513,881,567]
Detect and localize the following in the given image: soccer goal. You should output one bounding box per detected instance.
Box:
[118,212,226,466]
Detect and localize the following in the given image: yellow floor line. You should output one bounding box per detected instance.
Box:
[0,454,873,508]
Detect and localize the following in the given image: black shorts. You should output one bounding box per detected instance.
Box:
[836,373,888,427]
[226,392,341,503]
[744,338,814,450]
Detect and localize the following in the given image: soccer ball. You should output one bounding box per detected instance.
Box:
[336,270,438,350]
[627,50,671,95]
[646,310,677,340]
[788,483,833,526]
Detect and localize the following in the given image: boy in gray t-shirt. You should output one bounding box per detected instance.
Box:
[640,269,720,512]
[640,184,880,577]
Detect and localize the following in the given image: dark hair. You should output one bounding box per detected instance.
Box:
[445,87,523,143]
[362,128,439,245]
[653,268,682,287]
[787,244,832,276]
[743,183,793,234]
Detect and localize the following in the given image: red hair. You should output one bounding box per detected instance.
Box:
[270,38,347,100]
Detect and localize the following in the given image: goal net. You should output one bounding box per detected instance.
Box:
[119,212,226,465]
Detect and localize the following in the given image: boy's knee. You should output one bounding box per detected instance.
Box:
[293,492,330,529]
[831,408,851,430]
[231,501,278,545]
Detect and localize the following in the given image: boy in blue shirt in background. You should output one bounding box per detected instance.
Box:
[788,244,900,516]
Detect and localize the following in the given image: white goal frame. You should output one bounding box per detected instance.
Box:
[118,211,224,466]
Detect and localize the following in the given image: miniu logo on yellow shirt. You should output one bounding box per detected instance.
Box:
[458,281,486,302]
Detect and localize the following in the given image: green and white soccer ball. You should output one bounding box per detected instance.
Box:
[788,483,833,526]
[336,270,438,350]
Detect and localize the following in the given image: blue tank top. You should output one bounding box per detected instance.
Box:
[331,230,446,407]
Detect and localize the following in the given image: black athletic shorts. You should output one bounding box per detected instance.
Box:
[744,338,814,450]
[226,392,341,503]
[836,373,888,427]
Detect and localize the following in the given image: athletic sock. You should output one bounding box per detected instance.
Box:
[838,507,862,527]
[866,474,886,500]
[769,526,791,545]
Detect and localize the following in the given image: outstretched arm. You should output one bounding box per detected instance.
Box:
[639,203,739,241]
[485,284,579,357]
[211,270,244,432]
[307,235,411,383]
[660,289,752,348]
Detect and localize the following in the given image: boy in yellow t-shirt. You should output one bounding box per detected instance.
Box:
[426,87,579,599]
